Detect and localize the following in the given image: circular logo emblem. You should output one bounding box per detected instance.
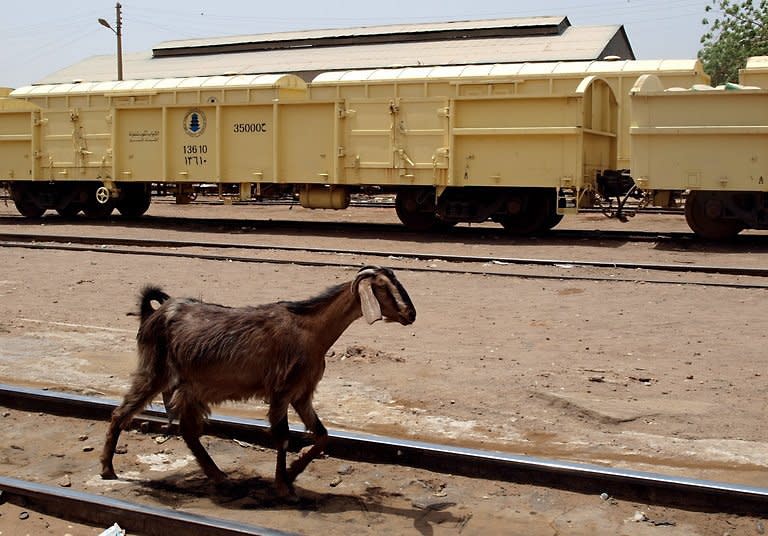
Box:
[183,109,206,137]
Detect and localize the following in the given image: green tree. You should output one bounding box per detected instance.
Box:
[700,0,768,85]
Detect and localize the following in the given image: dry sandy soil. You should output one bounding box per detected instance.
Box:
[0,199,766,535]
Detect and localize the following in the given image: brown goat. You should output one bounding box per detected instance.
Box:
[100,266,416,497]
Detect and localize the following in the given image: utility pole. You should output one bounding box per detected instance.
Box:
[98,3,124,81]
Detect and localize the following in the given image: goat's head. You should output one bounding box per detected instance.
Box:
[353,266,416,325]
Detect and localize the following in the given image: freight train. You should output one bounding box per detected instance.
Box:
[1,56,766,239]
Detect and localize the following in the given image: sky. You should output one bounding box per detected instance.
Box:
[0,0,715,89]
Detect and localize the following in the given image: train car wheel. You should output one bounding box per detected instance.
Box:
[685,191,744,240]
[545,212,564,230]
[116,183,152,218]
[13,198,45,218]
[395,188,439,231]
[83,202,114,218]
[9,184,45,218]
[56,204,82,218]
[499,189,556,235]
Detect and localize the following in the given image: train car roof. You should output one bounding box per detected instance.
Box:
[34,17,635,85]
[11,73,306,97]
[312,59,706,83]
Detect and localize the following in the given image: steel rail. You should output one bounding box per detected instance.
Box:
[2,231,768,283]
[0,383,766,515]
[0,476,297,536]
[0,214,703,243]
[3,238,768,290]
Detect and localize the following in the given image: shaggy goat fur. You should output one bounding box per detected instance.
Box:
[100,266,416,497]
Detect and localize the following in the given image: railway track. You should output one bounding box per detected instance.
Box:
[1,382,767,528]
[0,476,296,536]
[2,231,768,289]
[0,213,706,244]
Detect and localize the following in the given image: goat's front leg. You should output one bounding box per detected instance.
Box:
[287,397,329,484]
[268,402,293,498]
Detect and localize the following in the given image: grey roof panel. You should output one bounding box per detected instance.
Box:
[37,25,631,85]
[154,16,570,54]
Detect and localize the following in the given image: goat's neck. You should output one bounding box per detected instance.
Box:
[303,285,362,354]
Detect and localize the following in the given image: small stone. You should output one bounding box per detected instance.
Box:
[57,474,72,488]
[154,435,170,444]
[329,476,343,487]
[599,492,609,501]
[633,511,648,522]
[78,435,88,442]
[115,444,128,455]
[19,511,29,520]
[337,464,354,475]
[82,446,94,452]
[757,520,765,534]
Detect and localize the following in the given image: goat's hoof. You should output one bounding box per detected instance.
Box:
[208,471,228,484]
[101,468,118,480]
[274,482,298,502]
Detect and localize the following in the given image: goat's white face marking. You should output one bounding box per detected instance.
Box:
[358,278,382,324]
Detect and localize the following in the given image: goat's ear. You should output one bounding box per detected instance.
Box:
[358,278,382,324]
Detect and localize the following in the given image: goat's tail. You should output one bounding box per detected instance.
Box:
[139,285,170,323]
[135,286,174,411]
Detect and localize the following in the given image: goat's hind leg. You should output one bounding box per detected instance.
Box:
[100,375,164,479]
[286,397,329,484]
[177,400,227,482]
[268,401,294,498]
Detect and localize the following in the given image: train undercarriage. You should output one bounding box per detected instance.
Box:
[4,179,768,240]
[8,181,151,219]
[393,186,563,234]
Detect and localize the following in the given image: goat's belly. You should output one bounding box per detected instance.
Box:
[183,371,267,405]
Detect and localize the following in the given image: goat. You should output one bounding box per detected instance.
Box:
[100,266,416,497]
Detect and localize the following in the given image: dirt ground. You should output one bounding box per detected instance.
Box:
[0,199,767,535]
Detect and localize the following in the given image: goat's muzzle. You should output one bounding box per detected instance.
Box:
[392,309,416,325]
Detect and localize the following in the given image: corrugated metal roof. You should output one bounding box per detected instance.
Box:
[37,24,631,85]
[154,16,569,53]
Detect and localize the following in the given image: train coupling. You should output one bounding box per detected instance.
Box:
[596,170,644,222]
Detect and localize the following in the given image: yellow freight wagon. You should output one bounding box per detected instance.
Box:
[5,74,308,217]
[309,68,620,231]
[630,73,768,239]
